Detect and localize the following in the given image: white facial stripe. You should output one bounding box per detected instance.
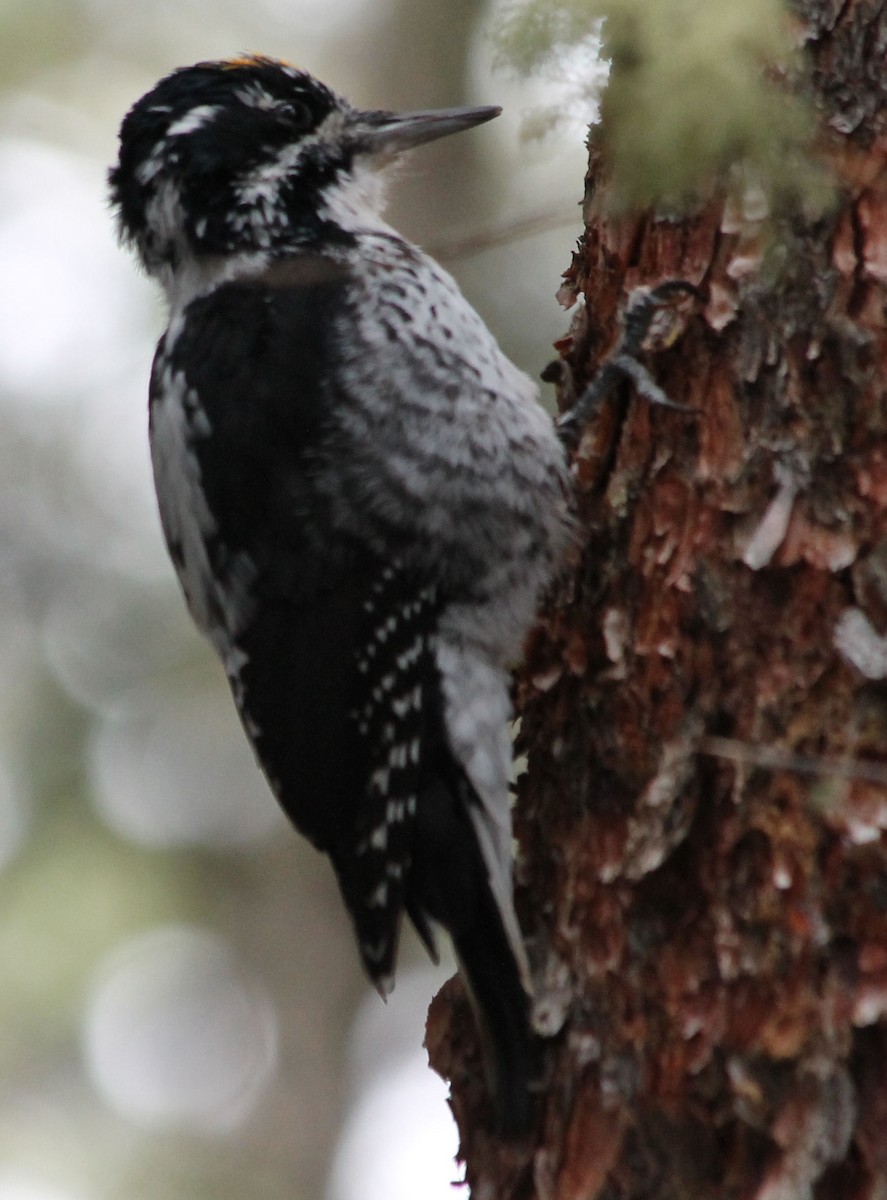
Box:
[233,108,376,234]
[235,82,277,109]
[167,104,220,137]
[319,161,391,235]
[237,141,304,203]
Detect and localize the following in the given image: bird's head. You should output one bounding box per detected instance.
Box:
[109,55,500,284]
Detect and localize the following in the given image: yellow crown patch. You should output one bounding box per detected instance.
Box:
[222,54,298,71]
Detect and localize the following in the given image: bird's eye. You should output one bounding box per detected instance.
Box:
[278,101,313,131]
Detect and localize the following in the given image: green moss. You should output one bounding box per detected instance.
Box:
[494,0,831,214]
[494,0,602,73]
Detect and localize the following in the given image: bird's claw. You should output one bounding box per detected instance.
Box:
[557,279,699,447]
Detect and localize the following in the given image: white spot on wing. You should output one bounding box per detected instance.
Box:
[369,823,387,851]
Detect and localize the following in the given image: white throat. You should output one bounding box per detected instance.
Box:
[162,250,272,319]
[318,159,395,236]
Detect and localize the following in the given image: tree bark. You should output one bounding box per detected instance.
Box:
[427,2,887,1197]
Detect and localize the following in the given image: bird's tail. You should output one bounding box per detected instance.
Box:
[449,876,539,1135]
[406,775,539,1135]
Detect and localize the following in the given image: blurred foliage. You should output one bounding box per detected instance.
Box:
[0,2,584,1199]
[0,809,193,1046]
[493,0,832,213]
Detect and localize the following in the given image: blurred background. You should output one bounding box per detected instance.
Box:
[0,2,597,1197]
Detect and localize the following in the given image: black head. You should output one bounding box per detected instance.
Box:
[109,56,500,280]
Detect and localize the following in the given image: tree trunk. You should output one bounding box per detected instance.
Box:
[427,2,887,1197]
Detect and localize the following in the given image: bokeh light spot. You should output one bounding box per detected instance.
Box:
[83,925,278,1131]
[0,758,29,875]
[328,966,459,1200]
[0,1173,85,1200]
[89,685,285,848]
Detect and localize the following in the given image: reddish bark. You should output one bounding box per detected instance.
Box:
[428,3,887,1197]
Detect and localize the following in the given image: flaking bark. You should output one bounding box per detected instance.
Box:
[427,2,887,1196]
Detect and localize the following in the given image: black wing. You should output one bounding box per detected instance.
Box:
[157,259,538,1127]
[156,262,441,980]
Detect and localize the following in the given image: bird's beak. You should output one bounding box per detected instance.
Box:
[350,105,502,157]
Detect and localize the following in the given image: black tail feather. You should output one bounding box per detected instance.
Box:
[408,776,538,1134]
[451,885,539,1135]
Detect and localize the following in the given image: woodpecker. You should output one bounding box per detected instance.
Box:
[110,55,574,1132]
